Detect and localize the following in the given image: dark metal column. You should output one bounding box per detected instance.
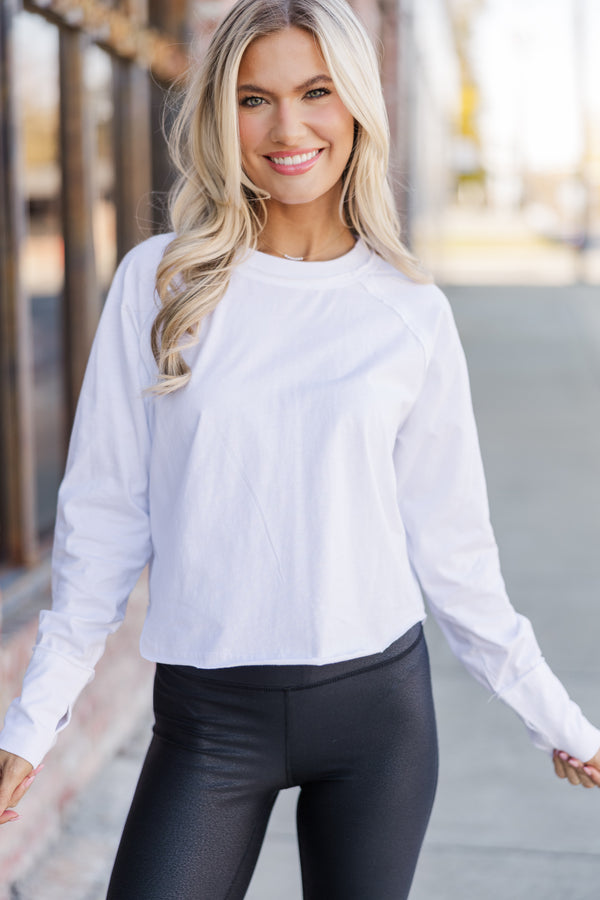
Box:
[113,57,153,260]
[59,26,99,423]
[0,0,38,566]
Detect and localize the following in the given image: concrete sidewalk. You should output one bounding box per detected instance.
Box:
[10,284,600,899]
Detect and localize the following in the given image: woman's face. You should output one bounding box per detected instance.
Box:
[237,27,355,209]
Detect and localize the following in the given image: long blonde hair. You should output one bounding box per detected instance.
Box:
[151,0,429,395]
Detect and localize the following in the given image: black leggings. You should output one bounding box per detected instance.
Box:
[107,624,438,900]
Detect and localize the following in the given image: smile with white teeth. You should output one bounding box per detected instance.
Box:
[268,149,321,166]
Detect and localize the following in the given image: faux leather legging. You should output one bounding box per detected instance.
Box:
[107,623,438,900]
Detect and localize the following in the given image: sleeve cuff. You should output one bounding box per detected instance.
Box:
[0,646,95,768]
[496,658,600,760]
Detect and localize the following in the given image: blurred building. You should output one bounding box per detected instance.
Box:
[416,0,600,284]
[1,0,456,886]
[396,0,483,273]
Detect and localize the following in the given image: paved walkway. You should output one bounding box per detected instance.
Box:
[11,284,600,899]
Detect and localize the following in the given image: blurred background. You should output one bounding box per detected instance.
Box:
[409,0,600,285]
[0,1,598,896]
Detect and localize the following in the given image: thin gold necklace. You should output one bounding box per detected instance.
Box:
[258,228,354,262]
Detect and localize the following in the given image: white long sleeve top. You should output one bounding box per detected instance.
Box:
[2,234,599,768]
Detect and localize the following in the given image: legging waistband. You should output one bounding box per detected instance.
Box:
[157,622,424,690]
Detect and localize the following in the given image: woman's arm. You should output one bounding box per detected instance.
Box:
[393,288,600,769]
[0,240,159,775]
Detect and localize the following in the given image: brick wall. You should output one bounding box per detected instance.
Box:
[0,572,154,890]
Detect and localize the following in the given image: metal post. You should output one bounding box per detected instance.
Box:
[0,0,39,566]
[59,26,100,422]
[113,57,153,260]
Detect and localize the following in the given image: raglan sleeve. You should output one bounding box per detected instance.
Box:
[0,245,157,768]
[393,288,600,759]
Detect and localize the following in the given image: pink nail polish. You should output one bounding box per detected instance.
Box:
[558,751,569,761]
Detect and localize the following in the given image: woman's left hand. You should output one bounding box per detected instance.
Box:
[553,746,600,788]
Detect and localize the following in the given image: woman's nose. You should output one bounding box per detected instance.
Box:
[269,101,306,145]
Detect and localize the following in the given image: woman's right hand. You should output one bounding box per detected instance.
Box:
[553,746,600,789]
[0,750,37,824]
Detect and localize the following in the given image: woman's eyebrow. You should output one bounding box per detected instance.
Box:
[296,74,333,90]
[237,74,333,95]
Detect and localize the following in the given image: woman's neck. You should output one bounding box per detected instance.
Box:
[258,195,355,262]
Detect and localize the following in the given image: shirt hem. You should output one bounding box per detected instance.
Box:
[139,614,427,670]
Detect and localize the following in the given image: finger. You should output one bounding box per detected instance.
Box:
[555,751,585,785]
[0,792,13,817]
[8,762,44,808]
[564,761,581,785]
[565,757,597,788]
[7,771,38,808]
[564,757,596,787]
[0,763,42,816]
[581,764,600,788]
[572,767,596,789]
[11,763,43,798]
[0,810,20,825]
[553,750,568,779]
[556,750,579,784]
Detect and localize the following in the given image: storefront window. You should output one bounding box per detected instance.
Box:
[14,12,66,541]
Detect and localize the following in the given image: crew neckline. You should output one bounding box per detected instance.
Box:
[242,237,374,282]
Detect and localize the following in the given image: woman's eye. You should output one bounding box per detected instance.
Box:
[305,88,331,99]
[240,96,264,108]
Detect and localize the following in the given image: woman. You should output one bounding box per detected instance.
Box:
[0,0,598,897]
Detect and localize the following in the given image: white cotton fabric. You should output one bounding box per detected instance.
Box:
[1,233,599,767]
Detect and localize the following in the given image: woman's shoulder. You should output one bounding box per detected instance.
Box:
[107,232,176,320]
[118,231,176,277]
[361,251,454,352]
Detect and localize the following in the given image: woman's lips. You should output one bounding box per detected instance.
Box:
[264,148,323,175]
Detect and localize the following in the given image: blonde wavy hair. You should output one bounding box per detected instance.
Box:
[151,0,429,395]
